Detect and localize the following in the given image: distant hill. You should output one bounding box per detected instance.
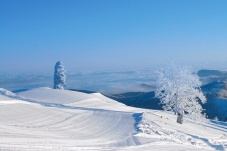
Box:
[107,92,163,110]
[201,80,227,121]
[198,69,227,85]
[69,89,97,94]
[198,69,227,77]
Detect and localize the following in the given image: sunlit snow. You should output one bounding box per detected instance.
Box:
[0,87,226,150]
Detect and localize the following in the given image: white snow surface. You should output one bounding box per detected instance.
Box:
[0,87,226,151]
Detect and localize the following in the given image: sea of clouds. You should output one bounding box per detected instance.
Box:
[0,70,156,94]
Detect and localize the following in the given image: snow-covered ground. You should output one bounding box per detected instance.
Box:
[0,87,226,151]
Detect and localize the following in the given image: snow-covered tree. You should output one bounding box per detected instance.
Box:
[53,61,66,90]
[155,63,206,124]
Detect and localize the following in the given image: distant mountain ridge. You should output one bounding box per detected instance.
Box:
[106,92,163,110]
[198,69,227,77]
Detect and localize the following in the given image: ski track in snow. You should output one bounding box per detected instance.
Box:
[0,87,226,151]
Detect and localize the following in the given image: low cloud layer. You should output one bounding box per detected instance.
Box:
[0,70,156,94]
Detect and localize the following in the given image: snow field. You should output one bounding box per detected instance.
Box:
[0,87,226,150]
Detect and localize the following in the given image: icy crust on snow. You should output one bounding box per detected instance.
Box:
[0,87,226,151]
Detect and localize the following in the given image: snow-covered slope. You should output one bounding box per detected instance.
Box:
[0,88,226,151]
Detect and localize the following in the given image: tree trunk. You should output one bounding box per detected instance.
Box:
[177,113,183,124]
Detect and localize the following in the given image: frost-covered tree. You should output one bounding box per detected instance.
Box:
[53,61,66,90]
[155,63,206,124]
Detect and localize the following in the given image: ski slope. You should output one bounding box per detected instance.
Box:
[0,87,226,150]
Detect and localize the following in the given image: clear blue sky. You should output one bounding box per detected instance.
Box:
[1,0,227,73]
